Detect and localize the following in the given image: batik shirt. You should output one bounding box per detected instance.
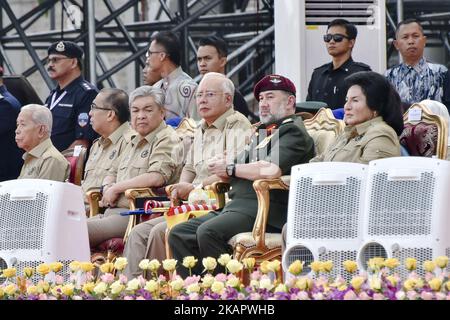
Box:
[385,57,448,105]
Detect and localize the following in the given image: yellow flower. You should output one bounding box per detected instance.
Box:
[182,256,198,269]
[217,254,232,267]
[386,275,398,286]
[69,261,81,272]
[288,260,304,275]
[162,259,177,272]
[322,260,333,273]
[369,275,381,291]
[202,257,217,272]
[403,278,416,291]
[170,278,184,291]
[99,262,114,274]
[310,261,322,273]
[93,282,108,295]
[267,260,281,273]
[148,259,161,273]
[111,280,125,295]
[351,276,365,291]
[423,260,436,273]
[405,258,417,271]
[1,268,16,278]
[428,278,442,291]
[226,260,243,274]
[211,281,225,294]
[0,287,4,299]
[242,258,256,270]
[26,285,39,296]
[62,284,74,296]
[51,285,62,297]
[36,263,50,276]
[445,281,450,291]
[342,260,357,274]
[275,284,288,293]
[126,278,140,292]
[4,284,17,296]
[37,281,50,293]
[82,282,95,295]
[435,256,449,269]
[144,280,159,293]
[295,277,312,290]
[49,262,63,273]
[259,260,270,274]
[368,257,384,270]
[80,262,95,273]
[114,257,128,271]
[138,259,150,270]
[186,283,200,294]
[23,267,34,278]
[384,258,400,270]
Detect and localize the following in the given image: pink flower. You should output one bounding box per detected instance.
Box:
[215,273,227,282]
[158,274,167,282]
[344,290,357,300]
[119,274,128,284]
[123,296,134,300]
[395,291,406,300]
[358,292,371,300]
[435,292,446,300]
[136,296,146,300]
[100,273,115,284]
[38,294,48,300]
[407,291,418,300]
[420,291,434,300]
[189,293,200,300]
[373,293,385,300]
[55,275,64,285]
[250,271,261,280]
[184,275,201,286]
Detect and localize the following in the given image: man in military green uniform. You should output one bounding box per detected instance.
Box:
[168,74,315,276]
[307,19,371,109]
[87,86,182,247]
[82,88,135,200]
[123,72,252,279]
[16,104,70,182]
[147,31,199,121]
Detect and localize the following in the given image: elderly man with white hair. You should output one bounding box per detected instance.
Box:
[15,104,70,182]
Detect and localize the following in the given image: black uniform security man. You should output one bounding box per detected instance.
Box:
[307,19,371,110]
[44,41,98,151]
[168,74,315,277]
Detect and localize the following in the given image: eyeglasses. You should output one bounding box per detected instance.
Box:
[46,57,73,64]
[146,51,166,57]
[195,91,224,99]
[90,103,112,111]
[323,33,350,43]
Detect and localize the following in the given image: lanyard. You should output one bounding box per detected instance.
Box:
[50,91,67,110]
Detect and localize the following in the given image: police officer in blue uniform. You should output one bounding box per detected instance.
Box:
[44,41,99,151]
[307,19,371,110]
[0,66,23,181]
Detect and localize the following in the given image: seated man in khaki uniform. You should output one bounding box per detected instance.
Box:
[82,88,135,200]
[16,104,69,182]
[87,86,182,248]
[123,72,252,279]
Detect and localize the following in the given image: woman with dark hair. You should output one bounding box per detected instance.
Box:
[311,71,403,163]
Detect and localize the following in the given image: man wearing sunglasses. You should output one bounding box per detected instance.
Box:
[307,19,371,110]
[44,41,99,152]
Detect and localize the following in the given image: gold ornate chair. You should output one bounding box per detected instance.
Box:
[228,109,345,264]
[400,103,448,159]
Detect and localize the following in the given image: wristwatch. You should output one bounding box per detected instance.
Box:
[226,164,236,177]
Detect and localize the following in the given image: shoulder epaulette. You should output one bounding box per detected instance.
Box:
[281,118,294,125]
[353,61,371,70]
[313,62,331,71]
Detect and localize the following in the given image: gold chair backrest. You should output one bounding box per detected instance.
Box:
[401,103,448,159]
[303,108,345,156]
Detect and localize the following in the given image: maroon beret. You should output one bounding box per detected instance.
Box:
[253,74,296,100]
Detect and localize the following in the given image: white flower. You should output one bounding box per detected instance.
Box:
[259,277,274,290]
[211,281,225,294]
[110,280,125,295]
[138,259,150,270]
[202,257,217,272]
[186,283,200,294]
[126,278,141,292]
[114,257,128,271]
[218,254,232,267]
[148,259,161,272]
[144,280,159,293]
[170,278,184,291]
[162,259,177,272]
[226,260,243,274]
[93,282,108,295]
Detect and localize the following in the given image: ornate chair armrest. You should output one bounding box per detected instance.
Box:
[86,189,101,218]
[252,176,290,249]
[206,181,231,209]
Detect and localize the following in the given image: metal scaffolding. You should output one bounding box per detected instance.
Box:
[0,0,274,97]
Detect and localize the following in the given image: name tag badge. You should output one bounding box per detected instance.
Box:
[408,108,422,121]
[73,145,83,157]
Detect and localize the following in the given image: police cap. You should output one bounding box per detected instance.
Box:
[254,74,296,100]
[48,41,83,59]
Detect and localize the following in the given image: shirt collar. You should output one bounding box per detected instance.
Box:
[400,57,426,73]
[23,138,53,160]
[133,121,167,147]
[100,122,131,147]
[258,114,296,130]
[200,108,234,131]
[344,116,383,137]
[164,66,183,84]
[327,57,354,72]
[56,75,83,92]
